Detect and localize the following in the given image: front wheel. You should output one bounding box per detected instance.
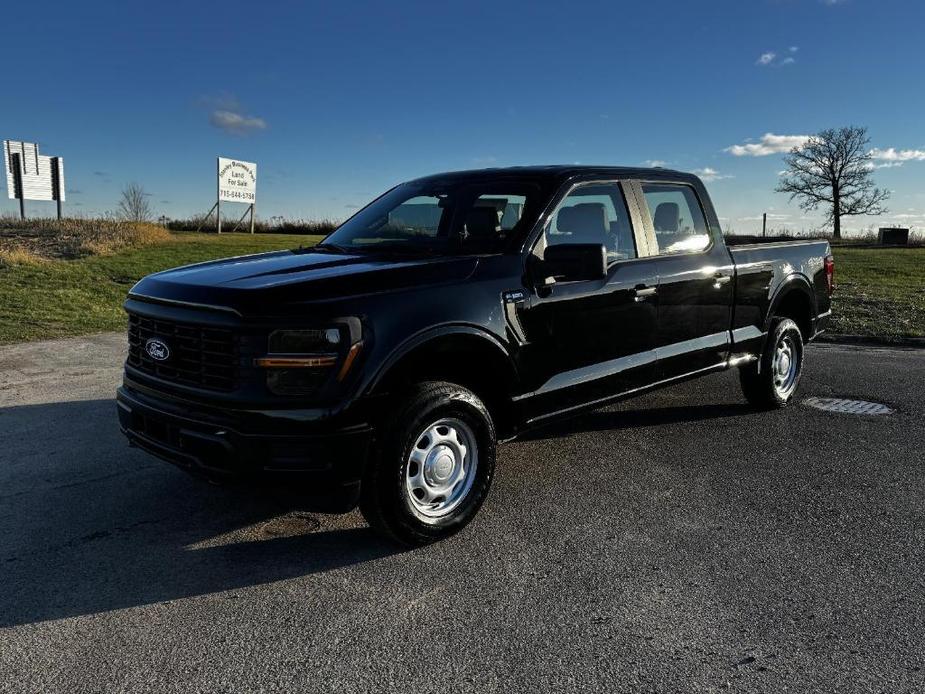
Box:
[360,381,496,546]
[739,317,804,409]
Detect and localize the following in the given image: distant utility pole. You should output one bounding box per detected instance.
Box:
[762,212,767,238]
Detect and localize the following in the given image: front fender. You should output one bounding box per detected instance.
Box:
[363,323,517,395]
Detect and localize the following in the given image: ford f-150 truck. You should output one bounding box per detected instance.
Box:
[118,166,833,545]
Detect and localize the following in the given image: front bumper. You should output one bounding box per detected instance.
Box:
[117,384,372,509]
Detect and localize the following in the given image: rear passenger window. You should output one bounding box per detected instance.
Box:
[642,183,711,255]
[546,182,637,262]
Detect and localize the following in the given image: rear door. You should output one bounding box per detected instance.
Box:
[632,180,735,378]
[514,179,660,423]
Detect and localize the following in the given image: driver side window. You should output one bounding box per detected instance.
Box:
[546,182,637,262]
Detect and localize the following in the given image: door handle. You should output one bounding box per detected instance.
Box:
[713,274,732,289]
[634,286,657,302]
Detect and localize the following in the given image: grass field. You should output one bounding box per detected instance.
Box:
[0,232,323,344]
[0,233,922,344]
[829,247,925,340]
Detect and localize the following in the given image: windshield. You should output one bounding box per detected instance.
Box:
[319,177,554,255]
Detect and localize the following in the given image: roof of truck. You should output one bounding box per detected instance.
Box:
[408,165,699,184]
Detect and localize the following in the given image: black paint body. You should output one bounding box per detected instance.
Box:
[117,166,832,508]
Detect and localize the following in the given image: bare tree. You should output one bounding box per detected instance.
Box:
[117,182,153,222]
[776,126,889,239]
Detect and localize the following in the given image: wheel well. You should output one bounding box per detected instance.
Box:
[372,334,518,439]
[773,288,813,340]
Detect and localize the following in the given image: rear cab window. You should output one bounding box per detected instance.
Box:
[641,183,711,255]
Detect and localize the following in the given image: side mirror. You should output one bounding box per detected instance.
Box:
[541,243,607,284]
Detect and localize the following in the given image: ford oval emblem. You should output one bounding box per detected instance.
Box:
[145,338,170,361]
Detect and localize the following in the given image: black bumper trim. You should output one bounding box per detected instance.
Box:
[117,386,372,491]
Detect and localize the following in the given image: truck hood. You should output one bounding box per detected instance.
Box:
[130,248,480,316]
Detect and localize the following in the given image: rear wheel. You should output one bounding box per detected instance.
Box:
[740,317,804,409]
[360,381,496,546]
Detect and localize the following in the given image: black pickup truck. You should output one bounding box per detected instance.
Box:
[118,166,833,545]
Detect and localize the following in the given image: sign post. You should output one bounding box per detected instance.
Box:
[3,140,66,219]
[216,157,257,234]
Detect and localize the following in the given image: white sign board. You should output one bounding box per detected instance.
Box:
[217,157,256,203]
[4,140,65,202]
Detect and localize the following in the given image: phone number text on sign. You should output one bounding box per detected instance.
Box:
[221,189,255,202]
[217,157,257,204]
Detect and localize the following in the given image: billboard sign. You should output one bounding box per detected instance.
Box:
[217,157,256,203]
[4,140,65,202]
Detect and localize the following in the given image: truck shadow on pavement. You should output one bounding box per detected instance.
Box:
[0,398,399,628]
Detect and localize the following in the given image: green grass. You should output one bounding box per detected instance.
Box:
[0,234,922,344]
[830,247,925,340]
[0,232,322,344]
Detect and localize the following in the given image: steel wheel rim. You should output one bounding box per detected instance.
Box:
[405,418,478,519]
[772,333,799,398]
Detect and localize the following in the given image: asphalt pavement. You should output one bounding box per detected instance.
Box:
[1,334,923,693]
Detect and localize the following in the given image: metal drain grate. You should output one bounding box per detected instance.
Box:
[803,397,894,415]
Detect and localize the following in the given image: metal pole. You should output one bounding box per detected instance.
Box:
[216,157,222,234]
[12,153,25,220]
[230,205,251,233]
[195,203,218,233]
[762,212,767,238]
[250,203,255,234]
[52,157,64,220]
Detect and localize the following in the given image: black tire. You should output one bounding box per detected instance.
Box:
[360,381,496,546]
[739,317,804,409]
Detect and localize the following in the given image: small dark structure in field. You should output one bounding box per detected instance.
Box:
[878,227,910,245]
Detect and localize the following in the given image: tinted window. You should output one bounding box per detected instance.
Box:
[546,183,636,262]
[642,183,710,255]
[323,180,552,254]
[474,194,527,231]
[388,196,444,237]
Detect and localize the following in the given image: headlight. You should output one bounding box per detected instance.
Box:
[255,323,363,395]
[266,328,342,353]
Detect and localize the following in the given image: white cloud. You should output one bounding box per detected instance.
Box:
[725,133,810,156]
[869,147,925,162]
[643,159,669,167]
[693,167,733,182]
[209,109,267,135]
[757,47,797,67]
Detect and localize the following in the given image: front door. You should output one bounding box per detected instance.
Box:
[514,180,659,423]
[635,181,735,378]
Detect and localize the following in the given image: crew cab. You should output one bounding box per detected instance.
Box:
[118,166,834,545]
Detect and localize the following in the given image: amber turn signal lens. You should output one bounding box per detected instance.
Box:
[337,342,363,381]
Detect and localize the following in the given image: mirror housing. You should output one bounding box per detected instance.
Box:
[541,243,607,284]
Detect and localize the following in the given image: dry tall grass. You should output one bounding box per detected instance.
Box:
[0,216,172,259]
[165,216,338,236]
[0,246,47,268]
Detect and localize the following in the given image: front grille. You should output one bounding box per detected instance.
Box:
[127,313,238,391]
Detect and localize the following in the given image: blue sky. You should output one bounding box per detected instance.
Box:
[2,0,923,234]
